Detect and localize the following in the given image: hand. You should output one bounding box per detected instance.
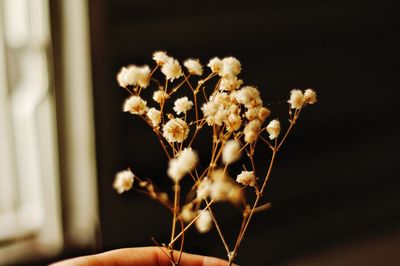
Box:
[51,246,234,266]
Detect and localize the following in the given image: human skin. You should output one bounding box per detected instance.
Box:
[50,246,233,266]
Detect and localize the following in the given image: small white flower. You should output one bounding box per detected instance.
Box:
[184,58,203,76]
[161,58,183,81]
[266,119,281,140]
[147,108,161,127]
[245,108,260,121]
[288,89,305,109]
[211,92,231,109]
[152,51,170,66]
[181,203,196,223]
[196,210,212,233]
[116,65,151,88]
[173,96,193,115]
[123,95,147,115]
[113,169,134,194]
[219,76,243,91]
[236,171,256,187]
[163,118,189,143]
[221,57,241,77]
[167,147,198,182]
[222,139,241,164]
[201,101,227,126]
[209,169,242,203]
[244,119,261,143]
[225,113,242,132]
[153,89,169,104]
[196,178,212,200]
[207,57,223,73]
[258,107,271,121]
[304,88,317,104]
[235,86,262,108]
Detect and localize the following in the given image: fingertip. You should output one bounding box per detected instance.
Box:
[202,255,238,266]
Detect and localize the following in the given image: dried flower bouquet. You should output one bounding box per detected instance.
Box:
[113,51,317,265]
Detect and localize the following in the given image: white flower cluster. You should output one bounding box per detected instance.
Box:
[173,97,193,115]
[123,95,148,115]
[222,139,241,164]
[117,65,151,88]
[114,51,318,243]
[167,147,198,182]
[163,118,189,143]
[196,169,242,203]
[236,171,256,187]
[288,88,317,109]
[153,51,184,81]
[113,169,135,194]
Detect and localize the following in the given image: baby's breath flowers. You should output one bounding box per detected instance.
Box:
[147,108,161,127]
[167,147,198,182]
[163,118,189,143]
[113,169,134,194]
[173,97,193,115]
[266,119,281,140]
[222,139,242,164]
[123,95,147,115]
[117,65,151,88]
[113,51,317,266]
[195,210,213,233]
[236,171,256,187]
[161,58,183,81]
[184,59,203,76]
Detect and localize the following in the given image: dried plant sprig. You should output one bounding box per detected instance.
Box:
[113,51,317,265]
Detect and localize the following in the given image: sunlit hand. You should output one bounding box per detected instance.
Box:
[51,246,234,266]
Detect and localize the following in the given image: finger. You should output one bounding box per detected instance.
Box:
[51,246,233,266]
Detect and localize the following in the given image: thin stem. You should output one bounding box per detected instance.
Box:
[169,200,214,247]
[231,149,277,262]
[277,108,302,150]
[207,203,230,254]
[170,182,180,245]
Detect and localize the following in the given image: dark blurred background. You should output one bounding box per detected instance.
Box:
[1,0,399,265]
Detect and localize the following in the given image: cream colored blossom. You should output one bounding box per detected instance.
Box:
[147,108,161,127]
[196,177,212,200]
[222,139,241,164]
[113,169,134,194]
[117,65,151,88]
[153,89,169,104]
[225,113,242,132]
[196,210,212,233]
[219,76,243,91]
[207,57,223,73]
[209,169,242,203]
[173,96,193,115]
[221,57,241,77]
[236,171,256,187]
[201,101,227,126]
[163,118,189,143]
[266,119,280,140]
[244,119,261,143]
[211,92,231,109]
[245,108,260,121]
[288,89,305,109]
[235,86,262,108]
[184,58,203,76]
[181,203,196,223]
[123,95,147,115]
[304,88,317,104]
[258,107,271,121]
[152,51,170,66]
[161,58,183,81]
[167,147,198,182]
